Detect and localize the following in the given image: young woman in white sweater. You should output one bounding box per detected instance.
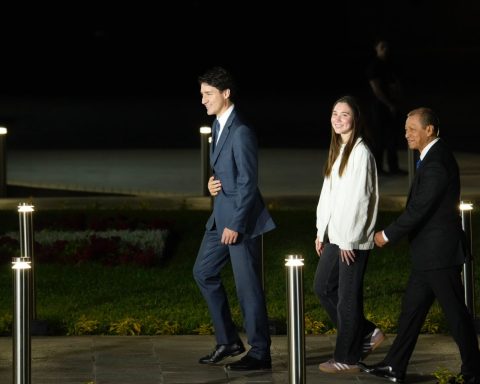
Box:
[315,95,385,373]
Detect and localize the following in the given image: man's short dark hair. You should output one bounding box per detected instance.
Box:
[198,66,236,100]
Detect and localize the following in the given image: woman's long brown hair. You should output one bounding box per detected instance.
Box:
[324,95,364,177]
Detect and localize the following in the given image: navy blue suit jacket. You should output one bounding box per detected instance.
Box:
[384,139,465,270]
[207,109,275,238]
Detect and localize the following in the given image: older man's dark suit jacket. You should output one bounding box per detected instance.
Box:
[381,139,480,378]
[384,139,465,270]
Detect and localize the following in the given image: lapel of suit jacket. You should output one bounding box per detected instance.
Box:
[211,111,235,166]
[406,175,417,204]
[406,140,441,204]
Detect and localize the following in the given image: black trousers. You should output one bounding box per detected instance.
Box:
[313,243,376,363]
[385,266,480,377]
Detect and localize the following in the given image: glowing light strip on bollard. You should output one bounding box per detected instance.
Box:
[460,202,473,211]
[12,261,32,270]
[285,258,304,267]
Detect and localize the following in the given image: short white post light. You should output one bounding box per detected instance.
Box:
[285,255,305,384]
[460,201,475,317]
[199,126,212,196]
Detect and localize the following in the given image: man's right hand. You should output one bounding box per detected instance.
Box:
[374,231,388,247]
[208,176,222,196]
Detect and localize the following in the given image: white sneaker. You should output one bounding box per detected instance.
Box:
[362,328,386,359]
[319,358,360,373]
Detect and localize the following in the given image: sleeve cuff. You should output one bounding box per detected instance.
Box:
[382,231,389,242]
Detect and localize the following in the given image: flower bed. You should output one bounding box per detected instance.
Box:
[1,229,168,266]
[0,212,172,267]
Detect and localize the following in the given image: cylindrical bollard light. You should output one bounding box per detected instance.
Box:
[18,204,36,320]
[0,127,7,197]
[200,126,212,197]
[12,256,32,384]
[460,201,475,317]
[285,255,305,384]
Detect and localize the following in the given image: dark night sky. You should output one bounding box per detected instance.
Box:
[0,1,479,149]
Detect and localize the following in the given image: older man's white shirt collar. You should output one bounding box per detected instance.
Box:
[420,138,440,160]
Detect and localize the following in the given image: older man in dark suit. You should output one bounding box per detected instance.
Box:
[193,67,275,371]
[359,107,480,384]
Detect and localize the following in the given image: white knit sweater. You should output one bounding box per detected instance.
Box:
[316,138,378,250]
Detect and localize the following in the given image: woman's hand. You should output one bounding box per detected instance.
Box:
[340,249,356,265]
[315,237,324,256]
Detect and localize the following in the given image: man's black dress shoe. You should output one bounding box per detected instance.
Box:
[358,362,405,383]
[225,354,272,371]
[199,341,245,364]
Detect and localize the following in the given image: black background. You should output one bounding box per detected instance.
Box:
[0,1,479,150]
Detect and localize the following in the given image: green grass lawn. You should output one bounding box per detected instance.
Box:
[0,209,478,336]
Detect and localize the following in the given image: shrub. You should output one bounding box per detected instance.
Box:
[0,313,12,336]
[68,315,100,335]
[304,314,328,335]
[142,318,181,335]
[433,367,464,384]
[194,324,215,335]
[109,317,142,335]
[1,229,168,267]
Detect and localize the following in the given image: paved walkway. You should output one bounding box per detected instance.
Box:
[0,334,469,384]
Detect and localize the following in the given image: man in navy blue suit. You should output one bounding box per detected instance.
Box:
[359,107,480,384]
[193,66,276,371]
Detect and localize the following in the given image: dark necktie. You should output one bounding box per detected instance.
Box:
[212,120,220,150]
[416,159,422,169]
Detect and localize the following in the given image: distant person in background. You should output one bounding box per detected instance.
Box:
[359,107,480,384]
[366,38,406,175]
[193,66,276,371]
[314,95,385,374]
